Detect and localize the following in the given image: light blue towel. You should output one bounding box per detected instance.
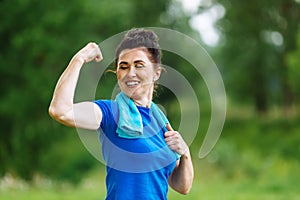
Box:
[115,92,169,139]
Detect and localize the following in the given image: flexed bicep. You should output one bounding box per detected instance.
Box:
[49,42,104,130]
[52,101,102,130]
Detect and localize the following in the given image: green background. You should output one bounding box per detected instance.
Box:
[1,0,299,199]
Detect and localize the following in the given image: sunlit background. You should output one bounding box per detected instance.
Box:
[1,0,300,199]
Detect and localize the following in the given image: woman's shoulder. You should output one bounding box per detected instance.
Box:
[94,99,113,106]
[94,99,119,132]
[94,99,119,120]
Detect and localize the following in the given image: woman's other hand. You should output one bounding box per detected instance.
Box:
[164,124,189,156]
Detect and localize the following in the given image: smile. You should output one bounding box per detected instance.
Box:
[126,81,140,86]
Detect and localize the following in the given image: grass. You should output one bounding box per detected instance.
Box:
[1,157,299,200]
[0,168,106,200]
[1,106,300,199]
[169,168,300,200]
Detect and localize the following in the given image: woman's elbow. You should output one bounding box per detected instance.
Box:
[49,103,61,119]
[48,104,70,123]
[169,177,193,195]
[177,185,192,195]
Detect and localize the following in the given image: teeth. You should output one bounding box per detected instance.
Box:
[126,81,139,86]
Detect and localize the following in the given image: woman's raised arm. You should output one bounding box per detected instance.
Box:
[49,43,103,130]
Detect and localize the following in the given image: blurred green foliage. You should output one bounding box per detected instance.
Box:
[287,31,300,102]
[0,0,300,192]
[0,0,176,180]
[216,0,300,112]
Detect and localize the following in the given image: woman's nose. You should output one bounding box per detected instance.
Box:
[128,66,137,77]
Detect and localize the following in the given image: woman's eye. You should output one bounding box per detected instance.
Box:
[119,66,128,70]
[136,65,144,68]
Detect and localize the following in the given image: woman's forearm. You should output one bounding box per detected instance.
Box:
[169,150,194,194]
[49,56,83,118]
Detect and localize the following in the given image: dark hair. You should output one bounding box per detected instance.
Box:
[115,28,162,67]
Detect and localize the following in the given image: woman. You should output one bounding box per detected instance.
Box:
[49,28,193,199]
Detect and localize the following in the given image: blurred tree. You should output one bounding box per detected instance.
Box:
[278,0,300,114]
[286,31,300,104]
[214,0,300,113]
[0,0,103,179]
[0,0,177,180]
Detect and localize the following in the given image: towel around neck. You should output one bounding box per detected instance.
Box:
[115,92,169,139]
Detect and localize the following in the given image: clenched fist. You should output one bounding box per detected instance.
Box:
[74,42,103,63]
[164,123,189,156]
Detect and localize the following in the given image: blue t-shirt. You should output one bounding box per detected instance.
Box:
[94,100,178,200]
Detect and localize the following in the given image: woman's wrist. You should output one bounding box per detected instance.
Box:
[180,147,191,158]
[72,55,85,65]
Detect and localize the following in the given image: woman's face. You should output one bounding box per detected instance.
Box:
[117,48,161,104]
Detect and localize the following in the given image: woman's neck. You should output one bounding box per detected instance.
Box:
[133,97,151,108]
[130,86,154,108]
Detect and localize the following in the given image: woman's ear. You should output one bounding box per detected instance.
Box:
[153,66,162,82]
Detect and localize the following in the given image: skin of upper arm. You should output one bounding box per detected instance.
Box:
[73,102,102,130]
[55,102,102,130]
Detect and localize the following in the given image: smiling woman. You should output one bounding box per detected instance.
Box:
[48,28,194,200]
[116,48,161,107]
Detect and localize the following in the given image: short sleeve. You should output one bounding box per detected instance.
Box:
[94,100,118,133]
